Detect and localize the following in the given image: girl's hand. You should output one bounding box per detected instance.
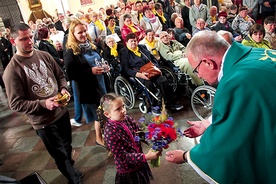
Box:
[145,149,162,160]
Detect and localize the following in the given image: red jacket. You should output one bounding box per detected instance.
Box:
[121,23,145,43]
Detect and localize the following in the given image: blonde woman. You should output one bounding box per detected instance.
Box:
[64,19,105,147]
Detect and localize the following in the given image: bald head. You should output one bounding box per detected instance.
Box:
[186,31,230,85]
[217,30,233,44]
[186,30,230,64]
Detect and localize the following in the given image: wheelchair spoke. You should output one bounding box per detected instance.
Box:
[191,85,216,120]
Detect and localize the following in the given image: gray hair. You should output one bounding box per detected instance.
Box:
[63,17,77,28]
[105,35,115,44]
[186,30,230,62]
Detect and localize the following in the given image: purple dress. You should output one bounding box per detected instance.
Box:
[104,115,153,184]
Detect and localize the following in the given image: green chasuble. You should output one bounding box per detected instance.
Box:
[189,42,276,184]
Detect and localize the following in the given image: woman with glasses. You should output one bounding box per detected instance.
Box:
[103,36,124,76]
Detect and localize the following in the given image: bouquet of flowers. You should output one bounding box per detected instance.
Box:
[135,102,183,167]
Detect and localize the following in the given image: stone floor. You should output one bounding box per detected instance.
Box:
[0,69,207,184]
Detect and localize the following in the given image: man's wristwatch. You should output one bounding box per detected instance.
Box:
[182,151,188,163]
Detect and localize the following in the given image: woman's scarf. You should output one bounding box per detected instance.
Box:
[94,19,105,31]
[127,46,141,57]
[139,13,143,21]
[126,24,138,33]
[108,24,116,34]
[156,11,166,23]
[79,40,92,53]
[110,43,118,57]
[145,39,157,55]
[144,15,157,24]
[211,16,216,22]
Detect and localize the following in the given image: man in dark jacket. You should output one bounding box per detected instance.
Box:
[55,13,65,32]
[0,32,12,70]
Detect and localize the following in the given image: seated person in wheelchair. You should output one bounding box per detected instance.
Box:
[158,31,204,86]
[120,33,183,111]
[139,29,161,61]
[102,35,124,76]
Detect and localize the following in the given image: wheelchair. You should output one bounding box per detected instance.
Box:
[158,58,195,96]
[158,59,216,120]
[114,75,161,113]
[103,57,122,93]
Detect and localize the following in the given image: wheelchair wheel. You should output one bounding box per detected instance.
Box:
[159,66,178,92]
[114,76,135,109]
[104,72,114,92]
[191,85,216,120]
[139,102,148,114]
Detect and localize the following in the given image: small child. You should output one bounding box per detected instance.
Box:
[97,93,160,184]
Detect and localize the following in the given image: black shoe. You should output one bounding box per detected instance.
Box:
[169,104,184,111]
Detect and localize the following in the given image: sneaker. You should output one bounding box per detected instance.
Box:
[152,106,161,116]
[70,119,82,127]
[169,104,184,111]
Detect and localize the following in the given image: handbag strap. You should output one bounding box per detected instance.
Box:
[140,50,152,63]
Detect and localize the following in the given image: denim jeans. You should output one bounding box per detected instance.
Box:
[71,80,82,123]
[82,103,98,123]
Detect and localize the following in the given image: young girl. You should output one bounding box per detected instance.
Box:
[97,93,160,184]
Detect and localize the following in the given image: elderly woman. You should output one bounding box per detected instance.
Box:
[120,33,183,112]
[102,35,124,76]
[232,6,255,38]
[121,14,145,43]
[242,24,271,49]
[140,6,163,36]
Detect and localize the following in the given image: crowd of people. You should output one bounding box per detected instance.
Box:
[1,0,276,184]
